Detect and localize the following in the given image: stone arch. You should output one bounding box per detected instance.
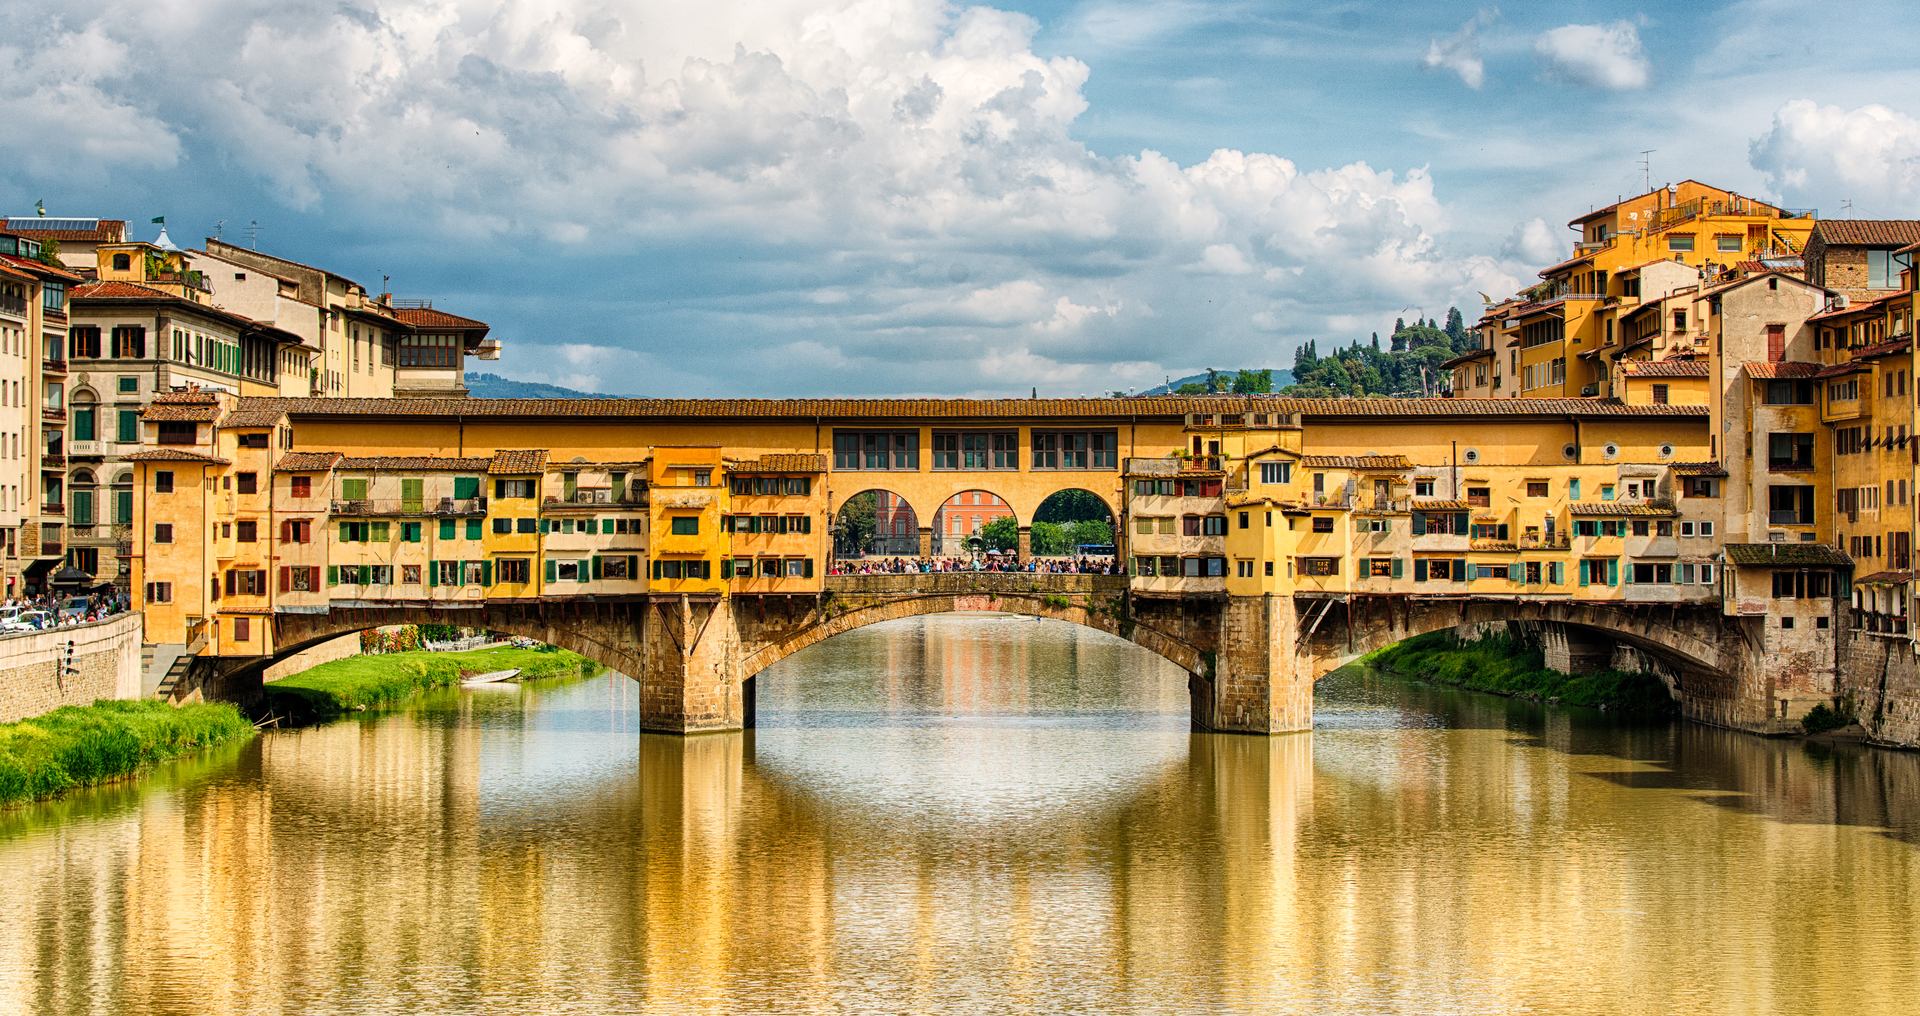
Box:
[1297,596,1754,718]
[929,488,1018,555]
[738,591,1206,686]
[831,487,925,557]
[253,604,649,684]
[1031,487,1118,556]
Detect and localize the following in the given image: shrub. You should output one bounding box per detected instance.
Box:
[0,700,254,808]
[1801,703,1852,735]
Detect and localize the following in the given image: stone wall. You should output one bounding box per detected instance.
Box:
[262,631,362,682]
[0,613,144,723]
[1841,633,1920,748]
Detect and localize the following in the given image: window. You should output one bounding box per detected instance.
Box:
[1768,485,1815,526]
[236,472,257,494]
[1768,433,1815,470]
[931,431,1018,470]
[236,520,257,543]
[116,409,138,443]
[496,558,530,584]
[494,479,536,499]
[1414,479,1435,497]
[1771,571,1832,599]
[1031,430,1117,470]
[153,523,173,544]
[1868,249,1912,290]
[670,516,699,535]
[1651,384,1669,404]
[154,471,174,493]
[1259,462,1292,485]
[1764,380,1813,405]
[437,561,464,586]
[397,333,460,368]
[1629,563,1673,584]
[402,522,422,543]
[492,518,512,534]
[291,476,312,498]
[1683,477,1719,498]
[1668,233,1695,252]
[1716,234,1742,253]
[144,582,172,603]
[834,430,919,470]
[1311,516,1334,533]
[401,565,421,584]
[516,517,537,534]
[282,519,311,544]
[1526,481,1549,498]
[224,569,268,596]
[1298,557,1339,577]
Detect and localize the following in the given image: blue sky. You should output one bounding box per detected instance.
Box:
[4,1,1917,396]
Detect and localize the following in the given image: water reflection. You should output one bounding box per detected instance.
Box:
[0,616,1917,1014]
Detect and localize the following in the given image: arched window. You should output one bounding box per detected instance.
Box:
[111,470,134,525]
[111,252,130,271]
[70,387,97,442]
[69,468,96,526]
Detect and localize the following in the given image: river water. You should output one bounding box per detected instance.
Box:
[3,614,1919,1015]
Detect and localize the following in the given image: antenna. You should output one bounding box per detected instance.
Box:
[1842,198,1854,218]
[1638,150,1655,192]
[213,219,225,240]
[246,219,259,249]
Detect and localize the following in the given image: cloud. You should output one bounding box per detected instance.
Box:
[1749,99,1920,212]
[1423,8,1496,89]
[0,0,1500,396]
[1501,216,1562,267]
[1534,21,1649,91]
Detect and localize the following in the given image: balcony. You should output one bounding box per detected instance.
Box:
[40,405,64,423]
[38,541,61,559]
[0,294,25,316]
[41,357,65,376]
[41,449,63,467]
[330,496,489,517]
[543,490,647,509]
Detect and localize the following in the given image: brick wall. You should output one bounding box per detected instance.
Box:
[1841,634,1920,748]
[0,613,144,723]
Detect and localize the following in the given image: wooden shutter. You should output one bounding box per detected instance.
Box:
[1766,323,1785,362]
[1391,558,1403,579]
[327,565,338,586]
[1412,513,1427,536]
[278,567,290,592]
[592,556,604,580]
[626,556,638,579]
[1414,559,1428,582]
[545,558,556,583]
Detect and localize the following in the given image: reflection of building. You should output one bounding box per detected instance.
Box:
[933,490,1013,552]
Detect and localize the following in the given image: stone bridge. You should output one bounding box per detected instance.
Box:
[192,576,1796,736]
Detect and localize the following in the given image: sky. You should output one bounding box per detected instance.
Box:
[4,0,1919,397]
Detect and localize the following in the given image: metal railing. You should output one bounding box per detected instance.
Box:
[543,490,646,507]
[330,496,489,516]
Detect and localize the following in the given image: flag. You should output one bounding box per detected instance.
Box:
[151,216,165,225]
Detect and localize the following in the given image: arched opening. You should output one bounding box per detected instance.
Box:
[1032,488,1116,558]
[69,387,98,446]
[833,489,919,559]
[930,489,1016,556]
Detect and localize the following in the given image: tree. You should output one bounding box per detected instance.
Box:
[1444,306,1467,349]
[1035,489,1111,524]
[1370,331,1380,351]
[1230,368,1272,394]
[836,492,877,555]
[1029,520,1069,555]
[980,515,1018,552]
[34,236,62,269]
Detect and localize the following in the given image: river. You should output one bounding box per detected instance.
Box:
[3,613,1919,1015]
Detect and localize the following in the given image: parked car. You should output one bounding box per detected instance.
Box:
[57,597,91,621]
[2,610,54,633]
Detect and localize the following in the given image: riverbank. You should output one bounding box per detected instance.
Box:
[1365,631,1676,717]
[264,646,605,721]
[0,700,255,808]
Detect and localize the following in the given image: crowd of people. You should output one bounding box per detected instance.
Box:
[1,588,130,632]
[829,555,1120,576]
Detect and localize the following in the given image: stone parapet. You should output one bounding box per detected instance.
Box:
[0,613,144,723]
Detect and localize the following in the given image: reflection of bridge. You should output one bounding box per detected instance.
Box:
[200,572,1776,735]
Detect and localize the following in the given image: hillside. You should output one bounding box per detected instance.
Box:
[1139,368,1293,396]
[465,372,617,400]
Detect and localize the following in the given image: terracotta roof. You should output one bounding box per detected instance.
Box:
[276,451,343,471]
[0,253,82,281]
[1412,499,1473,511]
[219,405,287,429]
[1537,252,1595,278]
[1854,570,1914,586]
[1815,362,1864,379]
[394,305,489,331]
[1852,337,1912,360]
[489,449,548,474]
[1743,361,1822,379]
[1621,359,1708,377]
[122,449,228,464]
[1299,454,1413,470]
[230,395,1710,421]
[729,453,827,473]
[71,279,176,302]
[336,456,492,472]
[1568,502,1677,517]
[1670,462,1728,477]
[5,219,126,243]
[1441,348,1492,368]
[1811,220,1920,248]
[153,389,220,404]
[140,402,219,421]
[1808,296,1890,322]
[1723,543,1852,568]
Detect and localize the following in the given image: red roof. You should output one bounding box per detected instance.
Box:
[1620,360,1708,378]
[71,279,177,301]
[0,253,82,281]
[394,305,489,331]
[1852,337,1912,361]
[1811,220,1920,248]
[1743,362,1822,379]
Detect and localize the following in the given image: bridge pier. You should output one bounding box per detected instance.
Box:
[1192,595,1313,734]
[640,596,748,734]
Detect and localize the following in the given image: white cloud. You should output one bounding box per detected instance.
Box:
[1501,216,1563,267]
[1423,8,1495,89]
[1534,21,1649,91]
[1749,99,1920,212]
[0,0,1500,395]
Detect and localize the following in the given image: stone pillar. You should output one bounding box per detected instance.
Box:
[640,596,746,733]
[1196,594,1311,734]
[917,526,933,558]
[1539,622,1611,674]
[1017,525,1032,562]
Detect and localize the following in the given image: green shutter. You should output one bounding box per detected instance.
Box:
[481,560,493,586]
[117,409,138,442]
[428,562,438,588]
[341,478,367,501]
[602,518,615,535]
[1550,562,1563,584]
[1412,513,1426,536]
[1607,558,1619,586]
[466,519,481,540]
[440,519,455,539]
[1454,512,1469,534]
[626,556,638,580]
[546,558,557,583]
[359,564,371,585]
[327,565,338,585]
[592,556,604,580]
[1391,558,1403,579]
[1579,561,1590,586]
[539,518,550,534]
[1509,562,1524,583]
[401,478,423,512]
[803,558,814,579]
[1414,559,1428,582]
[455,476,479,500]
[1569,478,1581,501]
[579,560,591,583]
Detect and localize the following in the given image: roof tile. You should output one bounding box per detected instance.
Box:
[336,455,493,472]
[123,449,228,464]
[1743,361,1823,379]
[276,451,344,471]
[1723,543,1853,568]
[729,453,828,473]
[1811,220,1920,248]
[1299,454,1413,470]
[1621,359,1708,378]
[488,449,548,474]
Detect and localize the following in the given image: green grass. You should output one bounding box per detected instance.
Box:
[1368,631,1677,717]
[0,700,256,808]
[265,646,605,719]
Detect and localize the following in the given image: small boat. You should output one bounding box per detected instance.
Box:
[461,668,521,686]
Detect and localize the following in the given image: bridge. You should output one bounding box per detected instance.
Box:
[184,571,1786,735]
[132,390,1839,737]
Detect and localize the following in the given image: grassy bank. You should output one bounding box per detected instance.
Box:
[265,646,604,719]
[0,700,256,808]
[1367,631,1676,717]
